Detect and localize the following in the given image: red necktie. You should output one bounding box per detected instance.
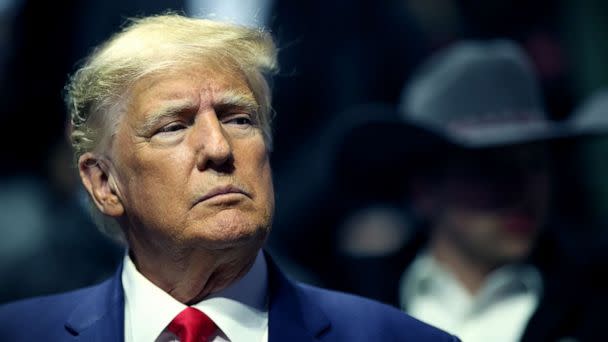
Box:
[167,307,217,342]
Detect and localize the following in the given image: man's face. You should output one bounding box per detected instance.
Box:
[108,66,274,250]
[422,144,550,266]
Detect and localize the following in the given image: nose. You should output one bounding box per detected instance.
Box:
[193,112,233,171]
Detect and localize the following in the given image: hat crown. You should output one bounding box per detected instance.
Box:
[402,40,546,130]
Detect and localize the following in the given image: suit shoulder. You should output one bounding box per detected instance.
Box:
[0,281,109,339]
[0,283,101,315]
[296,283,459,341]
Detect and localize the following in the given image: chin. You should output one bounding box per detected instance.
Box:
[191,215,271,250]
[497,242,534,263]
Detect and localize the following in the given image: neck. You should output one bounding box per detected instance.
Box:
[127,233,261,304]
[429,230,496,295]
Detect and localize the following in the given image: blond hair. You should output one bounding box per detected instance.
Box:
[65,14,278,242]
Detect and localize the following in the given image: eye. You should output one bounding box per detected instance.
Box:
[156,122,186,134]
[225,115,253,126]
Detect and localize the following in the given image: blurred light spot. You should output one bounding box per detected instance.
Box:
[0,179,49,270]
[186,0,273,28]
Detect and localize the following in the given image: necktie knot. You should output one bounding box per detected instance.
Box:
[168,307,217,342]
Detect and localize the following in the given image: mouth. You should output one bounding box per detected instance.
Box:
[195,185,250,205]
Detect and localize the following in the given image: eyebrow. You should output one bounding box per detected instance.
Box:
[213,90,259,116]
[138,100,198,135]
[137,90,260,135]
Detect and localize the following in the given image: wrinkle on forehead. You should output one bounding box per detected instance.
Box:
[123,66,260,136]
[130,59,247,94]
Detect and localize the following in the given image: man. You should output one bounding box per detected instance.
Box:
[0,14,458,341]
[334,40,606,341]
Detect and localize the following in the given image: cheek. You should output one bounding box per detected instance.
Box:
[125,143,192,180]
[259,159,274,209]
[444,210,500,237]
[115,146,192,213]
[254,151,274,199]
[241,139,274,205]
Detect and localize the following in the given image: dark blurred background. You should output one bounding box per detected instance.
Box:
[1,0,608,304]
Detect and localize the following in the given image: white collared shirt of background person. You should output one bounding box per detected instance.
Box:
[400,250,542,342]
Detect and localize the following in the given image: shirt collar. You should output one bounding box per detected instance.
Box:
[192,251,268,341]
[400,250,543,309]
[399,250,444,307]
[122,250,268,342]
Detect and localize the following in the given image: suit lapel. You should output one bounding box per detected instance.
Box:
[64,264,125,341]
[265,252,330,342]
[61,252,329,341]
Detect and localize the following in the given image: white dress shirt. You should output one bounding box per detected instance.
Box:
[399,251,542,342]
[122,251,268,342]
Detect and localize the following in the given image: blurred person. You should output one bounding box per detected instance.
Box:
[337,204,413,261]
[397,40,606,342]
[0,14,458,341]
[334,201,414,304]
[336,40,606,341]
[0,142,122,303]
[325,104,422,302]
[268,102,416,288]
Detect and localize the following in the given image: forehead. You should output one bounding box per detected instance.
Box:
[125,65,255,117]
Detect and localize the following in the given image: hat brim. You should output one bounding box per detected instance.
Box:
[415,119,594,149]
[333,115,608,189]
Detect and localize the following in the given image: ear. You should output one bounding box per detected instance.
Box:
[78,152,125,217]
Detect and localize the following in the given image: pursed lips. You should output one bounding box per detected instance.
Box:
[194,185,250,206]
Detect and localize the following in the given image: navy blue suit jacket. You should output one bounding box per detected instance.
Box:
[0,255,458,341]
